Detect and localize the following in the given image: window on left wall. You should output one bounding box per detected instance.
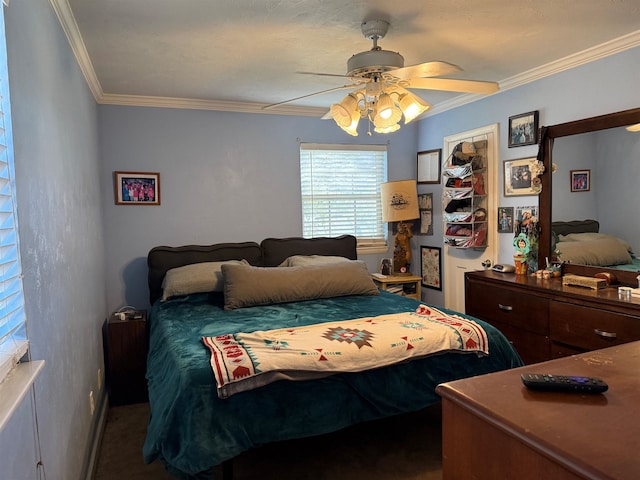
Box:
[0,3,28,385]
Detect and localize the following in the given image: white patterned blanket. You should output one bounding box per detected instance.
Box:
[202,305,488,398]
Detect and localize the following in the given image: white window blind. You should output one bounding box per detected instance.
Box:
[300,143,387,249]
[0,2,28,385]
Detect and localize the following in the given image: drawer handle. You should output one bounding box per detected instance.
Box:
[594,329,617,339]
[498,303,513,312]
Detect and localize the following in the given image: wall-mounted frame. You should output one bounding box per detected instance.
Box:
[417,149,442,184]
[114,171,161,205]
[417,193,433,235]
[503,157,537,196]
[514,205,538,237]
[498,206,514,233]
[570,169,590,192]
[420,245,442,291]
[508,111,539,147]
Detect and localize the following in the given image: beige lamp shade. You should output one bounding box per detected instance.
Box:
[380,180,420,223]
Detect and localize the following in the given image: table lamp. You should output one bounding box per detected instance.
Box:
[380,180,420,274]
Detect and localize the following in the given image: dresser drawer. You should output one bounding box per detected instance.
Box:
[466,279,549,335]
[490,320,550,365]
[550,301,640,351]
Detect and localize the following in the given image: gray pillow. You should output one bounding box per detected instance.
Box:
[222,260,378,310]
[161,260,248,301]
[278,255,353,267]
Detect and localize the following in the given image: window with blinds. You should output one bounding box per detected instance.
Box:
[0,3,28,385]
[300,144,387,250]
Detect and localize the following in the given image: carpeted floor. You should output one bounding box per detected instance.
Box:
[93,401,443,480]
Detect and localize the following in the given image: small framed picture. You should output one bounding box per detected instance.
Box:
[508,111,539,147]
[417,149,442,184]
[418,193,433,235]
[114,171,161,205]
[514,206,538,236]
[570,169,590,192]
[420,246,442,291]
[498,206,514,233]
[503,157,537,196]
[379,258,392,275]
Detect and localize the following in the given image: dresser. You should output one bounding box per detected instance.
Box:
[436,341,640,480]
[465,270,640,364]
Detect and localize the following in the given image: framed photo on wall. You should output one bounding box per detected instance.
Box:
[420,246,442,291]
[418,193,433,235]
[498,206,514,233]
[417,149,442,184]
[503,157,537,196]
[508,111,539,147]
[570,169,590,192]
[114,171,161,205]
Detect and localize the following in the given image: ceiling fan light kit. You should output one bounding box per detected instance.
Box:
[265,19,498,136]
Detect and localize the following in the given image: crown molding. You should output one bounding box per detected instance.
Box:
[426,29,640,117]
[50,0,639,118]
[49,0,103,99]
[98,93,328,117]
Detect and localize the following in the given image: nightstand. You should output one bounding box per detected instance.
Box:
[105,310,148,406]
[371,274,422,300]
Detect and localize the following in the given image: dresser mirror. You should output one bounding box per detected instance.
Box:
[538,107,640,285]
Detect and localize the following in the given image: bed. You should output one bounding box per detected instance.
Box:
[552,219,639,271]
[142,235,523,479]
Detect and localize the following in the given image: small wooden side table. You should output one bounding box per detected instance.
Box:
[371,274,421,300]
[105,310,148,406]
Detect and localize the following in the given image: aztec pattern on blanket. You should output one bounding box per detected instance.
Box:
[202,305,489,398]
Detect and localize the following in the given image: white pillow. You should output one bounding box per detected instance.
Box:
[161,260,248,301]
[278,255,353,267]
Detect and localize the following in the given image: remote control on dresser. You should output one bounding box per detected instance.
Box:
[521,373,608,393]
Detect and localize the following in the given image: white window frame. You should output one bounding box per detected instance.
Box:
[0,0,28,386]
[300,143,388,253]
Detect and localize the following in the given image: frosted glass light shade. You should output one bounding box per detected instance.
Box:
[399,92,431,124]
[330,94,359,128]
[373,93,402,128]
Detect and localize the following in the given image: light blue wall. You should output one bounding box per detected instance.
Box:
[98,107,418,311]
[0,1,106,480]
[417,46,640,305]
[0,1,638,479]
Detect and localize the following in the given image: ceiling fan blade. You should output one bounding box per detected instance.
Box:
[262,84,360,110]
[407,77,499,94]
[390,61,463,81]
[297,71,349,78]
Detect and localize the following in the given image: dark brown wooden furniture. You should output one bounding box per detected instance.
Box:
[537,107,640,285]
[437,341,640,480]
[465,270,640,364]
[105,310,148,405]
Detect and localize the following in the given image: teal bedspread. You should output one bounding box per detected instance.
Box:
[143,291,523,479]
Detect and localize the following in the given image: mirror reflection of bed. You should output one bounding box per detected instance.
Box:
[551,125,639,272]
[539,107,640,283]
[551,219,639,273]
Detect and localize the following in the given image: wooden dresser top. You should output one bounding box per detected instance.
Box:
[437,341,640,479]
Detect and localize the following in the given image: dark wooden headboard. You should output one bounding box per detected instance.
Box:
[551,219,599,237]
[147,235,358,304]
[147,242,262,304]
[260,235,357,267]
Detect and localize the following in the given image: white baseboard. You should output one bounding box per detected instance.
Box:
[83,391,109,480]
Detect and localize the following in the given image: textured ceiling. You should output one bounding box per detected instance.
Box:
[62,0,640,115]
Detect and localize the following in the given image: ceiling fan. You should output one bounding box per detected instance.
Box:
[264,19,499,136]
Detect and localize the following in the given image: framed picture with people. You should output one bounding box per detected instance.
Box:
[508,111,539,147]
[114,171,161,205]
[570,169,590,192]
